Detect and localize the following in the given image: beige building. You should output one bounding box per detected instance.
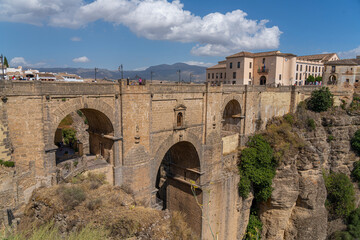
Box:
[295,53,339,85]
[207,50,297,86]
[323,56,360,86]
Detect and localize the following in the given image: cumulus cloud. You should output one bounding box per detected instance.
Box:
[71,36,81,41]
[338,46,360,59]
[184,61,214,67]
[0,0,281,56]
[73,56,90,63]
[9,57,46,67]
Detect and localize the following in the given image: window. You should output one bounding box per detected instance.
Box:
[233,72,236,79]
[306,65,308,71]
[300,74,302,80]
[249,62,252,68]
[220,73,223,79]
[216,73,218,79]
[346,79,350,83]
[332,66,336,72]
[232,81,236,84]
[225,73,226,79]
[296,64,299,71]
[262,58,265,64]
[208,73,210,79]
[279,74,281,80]
[212,73,214,79]
[249,72,251,79]
[237,62,240,68]
[177,112,183,127]
[316,66,318,72]
[312,66,314,72]
[230,62,233,69]
[300,65,302,71]
[296,73,298,80]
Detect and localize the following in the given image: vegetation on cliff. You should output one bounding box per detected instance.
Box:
[306,87,334,112]
[2,172,196,240]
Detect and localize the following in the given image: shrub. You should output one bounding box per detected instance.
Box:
[351,129,360,154]
[307,118,316,131]
[62,128,77,145]
[76,110,83,117]
[327,135,335,142]
[59,115,73,127]
[283,113,295,125]
[0,159,15,167]
[57,185,86,210]
[307,87,334,112]
[351,161,360,184]
[324,172,355,218]
[238,135,277,202]
[245,213,262,240]
[86,198,102,211]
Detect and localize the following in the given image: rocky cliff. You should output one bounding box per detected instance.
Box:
[252,106,360,240]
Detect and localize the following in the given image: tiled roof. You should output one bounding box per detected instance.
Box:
[226,50,296,59]
[207,63,226,70]
[38,73,56,78]
[297,53,337,62]
[324,58,360,66]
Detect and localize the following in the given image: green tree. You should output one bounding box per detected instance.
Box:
[238,135,277,202]
[307,87,334,112]
[306,75,315,83]
[324,172,355,218]
[315,76,322,82]
[62,128,77,145]
[4,56,9,68]
[351,130,360,155]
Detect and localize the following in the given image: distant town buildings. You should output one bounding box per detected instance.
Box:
[0,65,83,82]
[207,51,339,86]
[323,56,360,86]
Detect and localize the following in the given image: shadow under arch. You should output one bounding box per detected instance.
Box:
[222,99,242,133]
[154,140,202,237]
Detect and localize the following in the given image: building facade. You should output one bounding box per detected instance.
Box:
[323,56,360,86]
[295,53,339,85]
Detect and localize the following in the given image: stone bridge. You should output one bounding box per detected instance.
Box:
[0,80,350,239]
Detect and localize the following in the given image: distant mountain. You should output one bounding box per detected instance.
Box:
[36,63,207,82]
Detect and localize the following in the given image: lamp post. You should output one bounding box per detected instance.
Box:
[190,73,194,83]
[177,69,181,84]
[0,54,4,80]
[118,64,123,79]
[150,71,154,83]
[94,67,98,82]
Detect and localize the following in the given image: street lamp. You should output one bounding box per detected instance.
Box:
[0,54,4,80]
[177,69,181,84]
[190,73,194,83]
[94,67,98,82]
[151,71,154,83]
[118,64,123,79]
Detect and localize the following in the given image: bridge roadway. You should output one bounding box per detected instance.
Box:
[0,80,346,239]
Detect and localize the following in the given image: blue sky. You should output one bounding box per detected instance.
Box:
[1,0,360,70]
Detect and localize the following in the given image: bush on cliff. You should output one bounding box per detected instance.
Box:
[238,135,277,202]
[324,172,355,219]
[333,207,360,240]
[351,129,360,155]
[307,87,334,112]
[244,213,262,240]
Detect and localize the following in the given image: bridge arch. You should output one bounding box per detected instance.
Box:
[152,134,203,236]
[49,98,116,168]
[221,96,242,133]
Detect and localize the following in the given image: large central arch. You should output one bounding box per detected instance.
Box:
[155,141,202,237]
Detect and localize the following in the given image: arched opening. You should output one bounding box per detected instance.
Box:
[328,75,337,85]
[177,112,183,127]
[155,141,202,236]
[222,100,241,133]
[260,76,266,85]
[54,108,114,177]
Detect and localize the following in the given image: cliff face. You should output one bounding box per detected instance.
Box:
[255,108,360,240]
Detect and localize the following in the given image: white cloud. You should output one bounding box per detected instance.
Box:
[71,36,81,41]
[133,66,148,71]
[73,56,90,63]
[184,61,214,67]
[9,57,47,67]
[338,46,360,59]
[0,0,281,56]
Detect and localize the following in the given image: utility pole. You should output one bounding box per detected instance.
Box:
[151,71,154,83]
[177,69,181,84]
[190,73,193,83]
[94,67,98,82]
[118,64,123,79]
[0,54,4,80]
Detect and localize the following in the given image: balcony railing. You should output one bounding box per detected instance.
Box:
[257,68,269,74]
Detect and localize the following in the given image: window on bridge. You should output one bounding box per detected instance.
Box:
[222,100,241,135]
[155,141,202,237]
[54,109,114,180]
